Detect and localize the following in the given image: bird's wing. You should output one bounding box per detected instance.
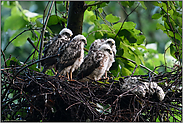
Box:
[43,36,58,55]
[57,41,82,70]
[77,50,104,80]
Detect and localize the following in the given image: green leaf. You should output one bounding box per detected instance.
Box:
[123,22,136,29]
[22,9,43,22]
[55,1,63,4]
[118,29,137,43]
[97,2,109,8]
[152,13,162,19]
[98,8,103,13]
[134,55,141,66]
[105,14,120,23]
[156,23,166,31]
[1,1,16,8]
[118,48,124,56]
[151,1,162,7]
[36,19,53,34]
[10,29,32,47]
[139,1,147,10]
[84,10,95,24]
[101,24,110,31]
[113,22,122,31]
[47,15,61,26]
[120,1,134,7]
[35,19,43,27]
[6,57,21,67]
[85,1,95,5]
[121,67,132,76]
[136,35,145,45]
[4,15,27,31]
[11,6,22,16]
[179,1,182,8]
[28,64,40,72]
[137,45,148,51]
[170,43,176,59]
[90,15,96,22]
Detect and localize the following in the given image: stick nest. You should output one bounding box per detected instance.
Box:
[1,64,182,122]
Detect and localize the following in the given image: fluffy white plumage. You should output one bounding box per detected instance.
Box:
[89,38,116,77]
[56,34,87,80]
[41,28,73,73]
[59,28,73,41]
[77,44,113,81]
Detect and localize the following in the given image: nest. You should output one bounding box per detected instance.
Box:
[1,63,182,122]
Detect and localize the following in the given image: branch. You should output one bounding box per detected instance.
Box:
[27,38,39,52]
[116,55,157,75]
[38,1,54,69]
[114,3,140,40]
[2,28,41,53]
[1,54,60,100]
[1,49,7,68]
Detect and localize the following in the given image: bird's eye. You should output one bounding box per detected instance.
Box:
[105,49,112,54]
[81,39,86,42]
[107,41,114,45]
[66,33,71,37]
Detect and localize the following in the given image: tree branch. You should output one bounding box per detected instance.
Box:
[116,55,157,75]
[38,1,54,69]
[114,3,140,40]
[2,28,41,53]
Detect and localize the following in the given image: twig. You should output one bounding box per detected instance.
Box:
[38,1,54,69]
[66,102,82,111]
[24,50,36,64]
[2,28,40,53]
[96,9,115,34]
[14,54,59,78]
[131,65,138,76]
[1,53,59,100]
[116,55,157,75]
[117,1,128,15]
[114,3,140,40]
[1,49,7,68]
[27,38,39,52]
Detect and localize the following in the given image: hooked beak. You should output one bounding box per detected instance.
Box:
[84,43,87,48]
[109,50,112,55]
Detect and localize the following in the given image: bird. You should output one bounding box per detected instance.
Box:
[89,38,116,78]
[41,28,73,73]
[56,34,87,81]
[77,44,113,81]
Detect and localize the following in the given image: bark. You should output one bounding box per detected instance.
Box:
[67,1,85,36]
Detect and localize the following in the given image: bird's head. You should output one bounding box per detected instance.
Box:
[73,34,87,46]
[105,38,115,47]
[59,28,73,38]
[99,44,112,55]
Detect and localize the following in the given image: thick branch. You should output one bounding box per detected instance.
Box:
[67,1,85,36]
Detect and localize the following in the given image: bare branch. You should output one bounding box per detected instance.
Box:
[116,55,157,75]
[114,3,140,40]
[38,1,54,69]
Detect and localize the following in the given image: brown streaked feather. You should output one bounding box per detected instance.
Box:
[77,50,104,80]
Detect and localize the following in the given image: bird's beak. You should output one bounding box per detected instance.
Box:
[110,50,112,55]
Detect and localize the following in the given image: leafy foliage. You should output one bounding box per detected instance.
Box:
[1,1,182,122]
